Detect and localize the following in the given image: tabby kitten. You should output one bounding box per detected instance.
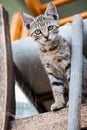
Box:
[22,3,87,111]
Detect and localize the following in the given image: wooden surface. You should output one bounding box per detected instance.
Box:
[59,11,87,26]
[25,0,76,16]
[11,105,87,130]
[0,5,15,130]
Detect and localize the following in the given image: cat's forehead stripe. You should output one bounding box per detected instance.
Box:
[36,15,45,26]
[37,15,44,21]
[31,15,54,28]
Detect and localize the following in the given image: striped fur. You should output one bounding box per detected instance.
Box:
[22,3,87,111]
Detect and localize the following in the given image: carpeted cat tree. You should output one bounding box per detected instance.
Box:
[12,15,87,129]
[0,4,87,130]
[68,15,83,130]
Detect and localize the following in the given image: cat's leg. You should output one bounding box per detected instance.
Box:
[46,64,65,110]
[51,79,65,111]
[65,62,71,82]
[65,62,71,107]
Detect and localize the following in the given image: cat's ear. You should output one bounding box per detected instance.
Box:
[44,3,59,21]
[21,13,35,29]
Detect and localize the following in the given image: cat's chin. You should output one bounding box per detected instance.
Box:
[39,40,53,45]
[39,38,56,44]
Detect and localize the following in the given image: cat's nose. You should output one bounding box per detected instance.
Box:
[44,35,49,40]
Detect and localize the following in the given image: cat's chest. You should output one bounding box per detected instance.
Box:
[40,50,61,64]
[39,44,71,70]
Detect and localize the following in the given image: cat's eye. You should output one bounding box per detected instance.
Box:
[48,25,54,31]
[35,29,42,35]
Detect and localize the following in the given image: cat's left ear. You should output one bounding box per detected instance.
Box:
[21,13,35,29]
[44,3,59,21]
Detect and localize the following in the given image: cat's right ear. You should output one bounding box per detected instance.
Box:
[44,3,59,21]
[21,13,35,30]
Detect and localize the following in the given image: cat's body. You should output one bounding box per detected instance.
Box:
[22,3,87,111]
[39,34,71,110]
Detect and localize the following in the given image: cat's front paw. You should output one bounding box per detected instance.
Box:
[51,101,65,111]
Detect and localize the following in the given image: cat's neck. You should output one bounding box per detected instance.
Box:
[39,35,62,53]
[39,41,58,52]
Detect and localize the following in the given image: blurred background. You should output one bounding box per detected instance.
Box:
[0,0,87,41]
[0,0,87,21]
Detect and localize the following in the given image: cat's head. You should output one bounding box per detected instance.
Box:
[22,3,59,44]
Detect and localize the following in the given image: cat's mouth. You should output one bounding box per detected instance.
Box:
[44,39,52,42]
[39,36,56,44]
